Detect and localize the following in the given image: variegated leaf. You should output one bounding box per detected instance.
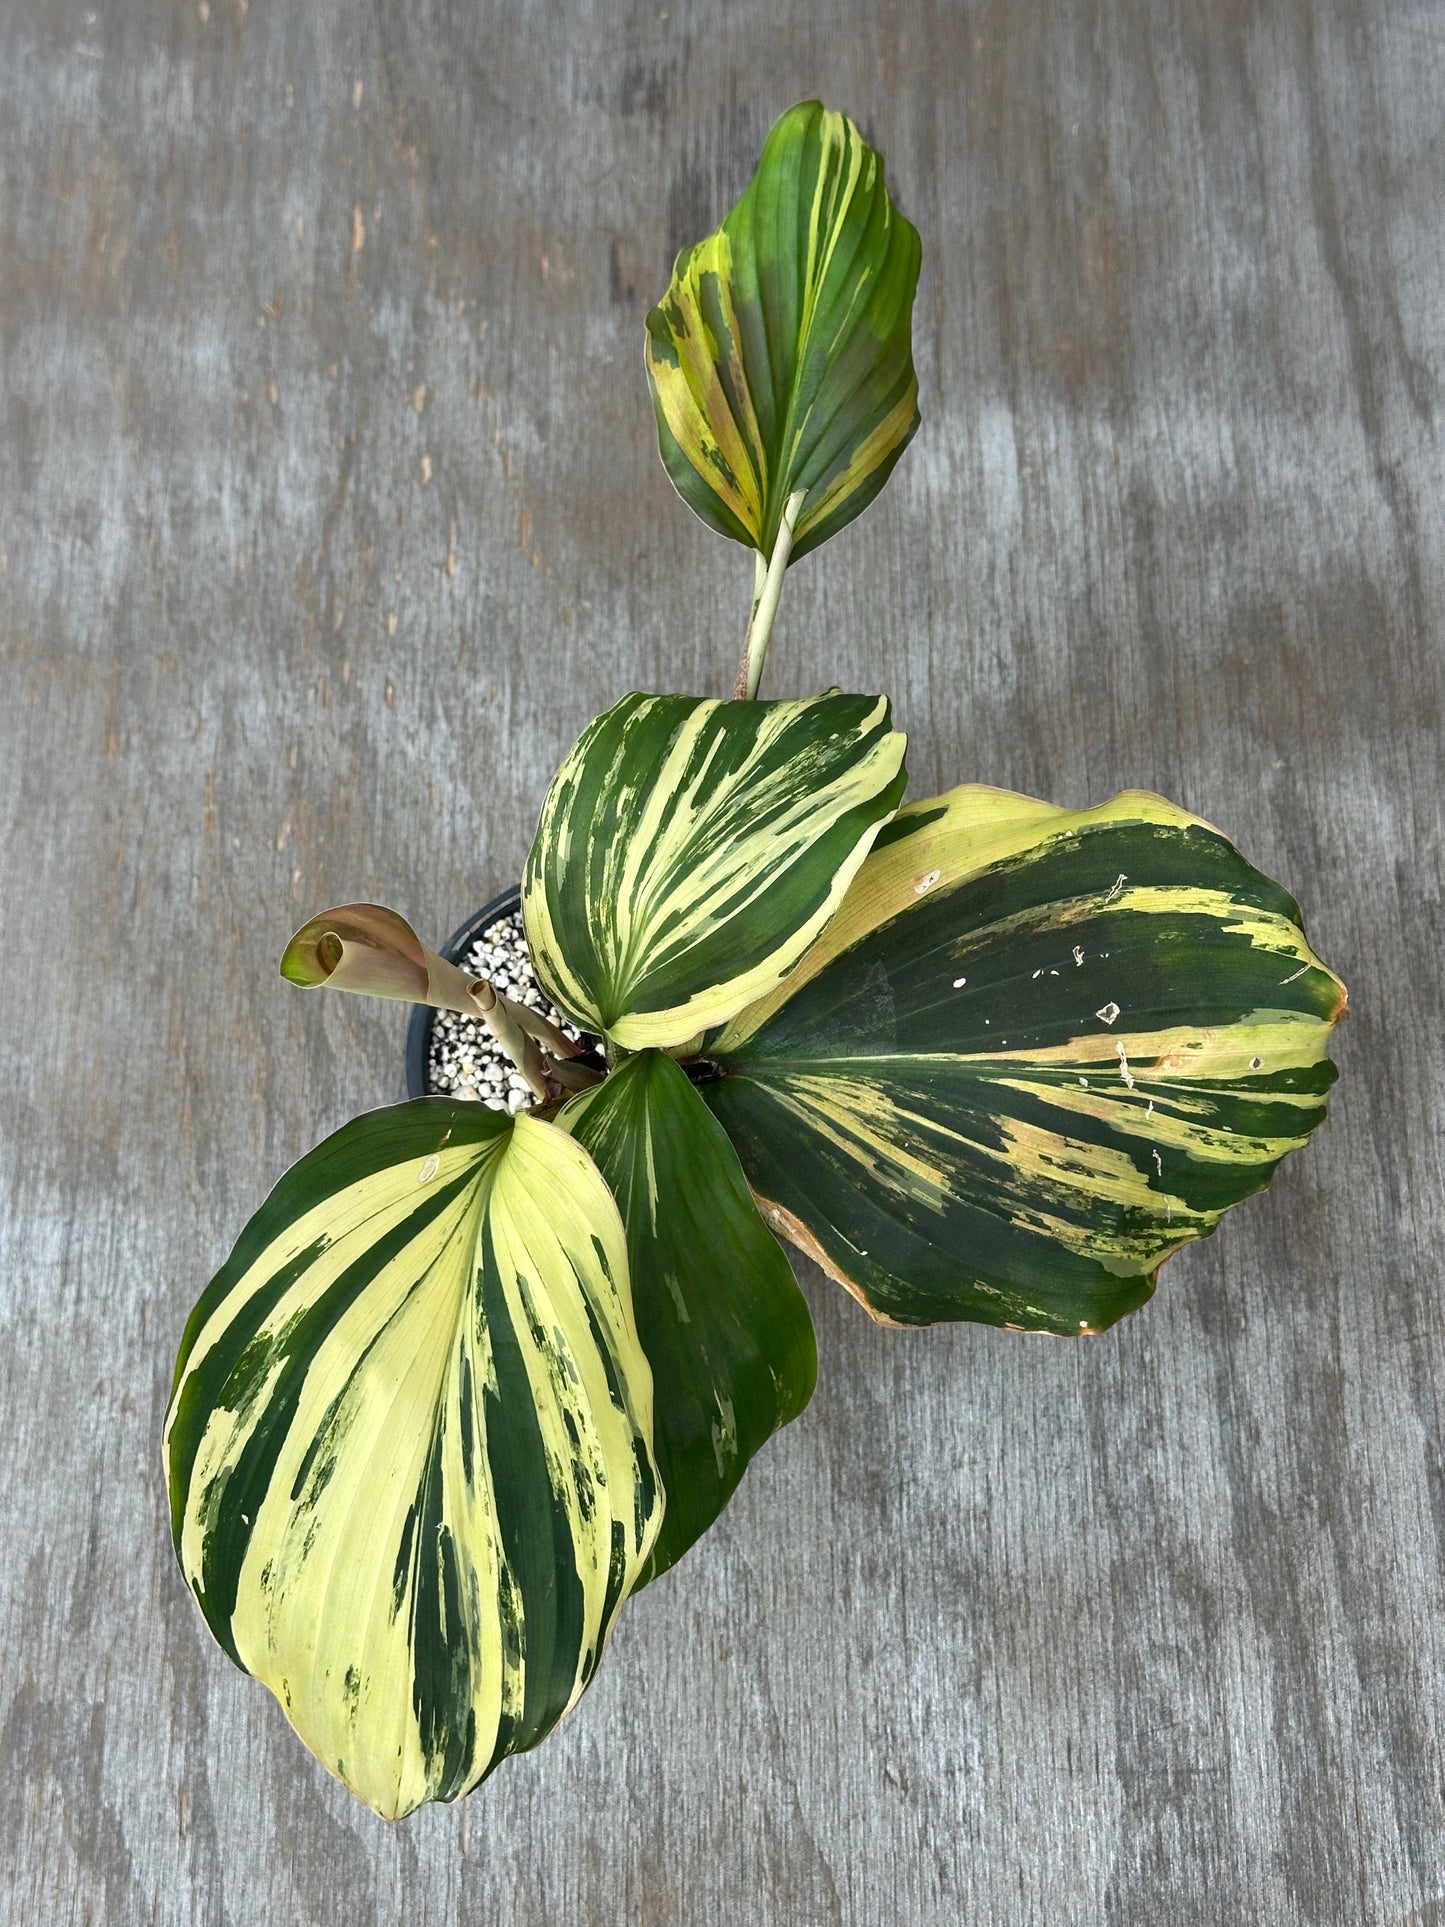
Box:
[702,785,1347,1333]
[559,1049,816,1581]
[163,1102,661,1819]
[645,100,921,563]
[523,690,907,1051]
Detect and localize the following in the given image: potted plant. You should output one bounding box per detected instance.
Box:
[163,102,1346,1821]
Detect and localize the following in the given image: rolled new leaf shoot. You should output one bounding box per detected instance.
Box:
[281,902,478,1012]
[281,901,580,1098]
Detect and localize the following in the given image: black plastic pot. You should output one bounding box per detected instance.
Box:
[403,885,522,1099]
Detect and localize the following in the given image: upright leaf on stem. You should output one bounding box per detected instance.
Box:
[646,101,921,568]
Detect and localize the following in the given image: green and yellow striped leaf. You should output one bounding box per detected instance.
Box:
[523,690,907,1051]
[702,785,1347,1334]
[645,100,921,563]
[559,1050,816,1582]
[163,1102,662,1819]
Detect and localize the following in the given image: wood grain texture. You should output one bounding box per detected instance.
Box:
[1,0,1440,1919]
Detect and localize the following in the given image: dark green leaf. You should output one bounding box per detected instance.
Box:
[703,784,1347,1333]
[560,1050,816,1580]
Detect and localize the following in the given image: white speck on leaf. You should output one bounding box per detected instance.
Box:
[1116,1041,1135,1088]
[1032,968,1043,979]
[1280,964,1309,984]
[1152,1148,1164,1178]
[417,1154,440,1185]
[1096,1002,1120,1025]
[1079,1076,1089,1088]
[914,869,940,895]
[1072,945,1084,967]
[953,976,967,988]
[1250,1055,1263,1070]
[1104,873,1127,904]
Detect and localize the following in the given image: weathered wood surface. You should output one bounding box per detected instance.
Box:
[1,0,1441,1918]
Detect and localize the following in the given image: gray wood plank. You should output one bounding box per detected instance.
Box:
[1,0,1440,1920]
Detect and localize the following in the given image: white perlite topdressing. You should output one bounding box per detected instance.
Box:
[426,911,584,1110]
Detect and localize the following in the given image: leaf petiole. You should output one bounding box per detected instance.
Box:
[467,979,551,1100]
[733,488,807,700]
